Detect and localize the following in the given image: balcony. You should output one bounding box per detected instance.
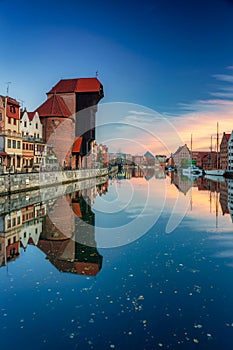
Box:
[0,129,22,138]
[22,135,44,143]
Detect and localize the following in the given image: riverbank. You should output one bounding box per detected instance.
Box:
[0,166,118,195]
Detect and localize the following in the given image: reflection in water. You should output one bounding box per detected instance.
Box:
[0,182,108,276]
[2,169,233,349]
[2,168,233,274]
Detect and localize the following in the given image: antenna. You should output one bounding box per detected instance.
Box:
[5,82,11,96]
[96,70,99,77]
[19,99,25,109]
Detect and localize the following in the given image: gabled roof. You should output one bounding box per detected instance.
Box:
[144,151,154,158]
[35,94,71,117]
[48,78,102,94]
[28,112,35,121]
[225,133,231,141]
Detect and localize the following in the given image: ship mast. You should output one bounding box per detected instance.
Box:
[217,122,219,170]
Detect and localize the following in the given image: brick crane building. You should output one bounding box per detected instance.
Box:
[35,78,104,169]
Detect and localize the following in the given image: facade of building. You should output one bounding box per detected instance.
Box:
[0,96,22,172]
[228,131,233,171]
[20,110,45,171]
[191,151,218,170]
[220,132,230,170]
[171,144,191,168]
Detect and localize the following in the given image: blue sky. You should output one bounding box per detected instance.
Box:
[1,0,233,152]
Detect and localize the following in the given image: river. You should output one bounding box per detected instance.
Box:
[1,168,233,349]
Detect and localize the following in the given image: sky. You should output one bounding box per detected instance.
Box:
[1,0,233,154]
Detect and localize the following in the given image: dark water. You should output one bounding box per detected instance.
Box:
[1,170,233,349]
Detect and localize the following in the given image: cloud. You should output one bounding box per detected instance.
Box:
[210,92,233,98]
[212,74,233,83]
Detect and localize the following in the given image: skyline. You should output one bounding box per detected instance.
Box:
[1,0,233,153]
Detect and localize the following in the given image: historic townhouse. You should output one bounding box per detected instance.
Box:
[220,132,231,170]
[20,110,45,171]
[0,95,22,172]
[171,144,191,168]
[228,131,233,171]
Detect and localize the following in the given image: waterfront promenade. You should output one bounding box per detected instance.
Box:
[0,166,118,195]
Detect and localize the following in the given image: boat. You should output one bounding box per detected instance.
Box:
[182,166,203,177]
[204,169,225,176]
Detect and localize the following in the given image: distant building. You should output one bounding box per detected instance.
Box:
[144,151,155,166]
[220,132,231,170]
[171,144,191,168]
[228,131,233,171]
[132,155,144,166]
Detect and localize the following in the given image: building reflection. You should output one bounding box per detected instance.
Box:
[168,171,233,222]
[115,165,166,181]
[0,182,108,276]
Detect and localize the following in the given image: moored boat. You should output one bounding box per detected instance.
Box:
[204,169,225,176]
[182,166,203,177]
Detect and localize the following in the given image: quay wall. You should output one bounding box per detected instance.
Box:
[0,167,118,196]
[0,174,110,215]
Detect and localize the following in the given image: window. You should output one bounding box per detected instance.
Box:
[26,143,28,150]
[7,139,11,148]
[7,219,11,229]
[8,117,11,124]
[36,123,38,129]
[13,118,16,125]
[12,140,16,149]
[24,121,27,128]
[17,141,20,149]
[23,143,25,150]
[17,216,20,225]
[12,218,16,227]
[0,112,2,120]
[10,105,16,113]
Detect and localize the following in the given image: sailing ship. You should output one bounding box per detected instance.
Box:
[204,122,226,176]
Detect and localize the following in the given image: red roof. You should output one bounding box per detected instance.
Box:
[28,112,35,121]
[225,133,231,141]
[7,97,20,107]
[48,78,102,94]
[35,94,71,117]
[72,137,82,153]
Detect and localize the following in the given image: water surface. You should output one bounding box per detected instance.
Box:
[1,171,233,349]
